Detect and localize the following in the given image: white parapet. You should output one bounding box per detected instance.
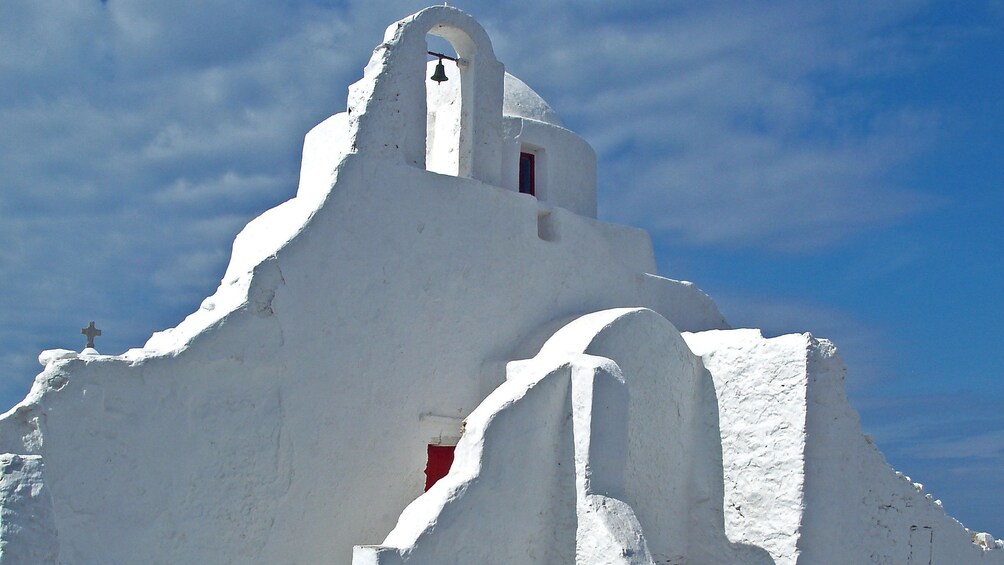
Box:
[685,329,1004,565]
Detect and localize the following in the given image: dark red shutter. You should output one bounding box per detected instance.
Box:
[425,444,456,491]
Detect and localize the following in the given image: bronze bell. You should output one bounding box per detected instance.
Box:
[430,59,448,83]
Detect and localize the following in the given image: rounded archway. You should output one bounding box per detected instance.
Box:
[346,6,505,186]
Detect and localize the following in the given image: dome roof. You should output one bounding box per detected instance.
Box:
[503,73,563,127]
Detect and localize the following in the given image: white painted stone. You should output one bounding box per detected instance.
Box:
[357,308,772,564]
[37,350,76,367]
[502,73,562,126]
[0,454,58,565]
[975,533,998,551]
[685,329,1004,565]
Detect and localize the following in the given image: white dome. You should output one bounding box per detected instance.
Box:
[503,73,563,126]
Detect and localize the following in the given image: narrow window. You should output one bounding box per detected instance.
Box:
[519,152,536,196]
[425,444,455,491]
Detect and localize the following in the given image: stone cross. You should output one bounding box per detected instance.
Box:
[81,321,102,349]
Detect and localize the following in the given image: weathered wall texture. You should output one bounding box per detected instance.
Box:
[0,455,57,565]
[356,308,773,565]
[686,330,1004,565]
[0,156,724,563]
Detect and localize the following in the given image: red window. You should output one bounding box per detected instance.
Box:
[425,444,455,491]
[519,152,536,196]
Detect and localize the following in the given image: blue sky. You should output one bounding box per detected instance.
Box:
[2,0,1001,537]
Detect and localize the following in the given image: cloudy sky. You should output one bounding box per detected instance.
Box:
[2,0,1002,537]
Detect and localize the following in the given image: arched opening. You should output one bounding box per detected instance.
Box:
[425,34,462,177]
[423,24,478,179]
[345,7,504,186]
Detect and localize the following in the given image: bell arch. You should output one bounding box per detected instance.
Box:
[424,36,462,177]
[346,6,505,186]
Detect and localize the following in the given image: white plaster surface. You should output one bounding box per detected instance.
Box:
[686,329,1004,565]
[0,454,57,565]
[356,308,772,564]
[502,73,563,126]
[0,156,725,563]
[36,350,76,367]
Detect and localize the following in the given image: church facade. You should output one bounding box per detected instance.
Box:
[0,7,999,564]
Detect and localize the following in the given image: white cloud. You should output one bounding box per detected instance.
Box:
[152,171,288,207]
[471,2,951,249]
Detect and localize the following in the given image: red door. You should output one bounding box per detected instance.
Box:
[425,444,456,491]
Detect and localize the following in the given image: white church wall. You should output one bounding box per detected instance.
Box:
[569,357,655,565]
[357,308,772,564]
[685,329,1004,565]
[8,320,292,564]
[540,308,716,562]
[295,111,352,203]
[799,335,1004,565]
[502,72,564,127]
[355,356,659,565]
[684,329,815,565]
[0,147,727,563]
[640,274,729,334]
[539,308,772,564]
[355,360,581,565]
[502,116,599,218]
[0,454,57,565]
[6,6,990,564]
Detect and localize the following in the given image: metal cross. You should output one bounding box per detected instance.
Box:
[81,321,102,349]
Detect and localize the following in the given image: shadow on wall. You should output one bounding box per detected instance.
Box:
[730,543,777,565]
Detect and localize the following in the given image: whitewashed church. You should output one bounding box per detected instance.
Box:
[0,7,1000,564]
